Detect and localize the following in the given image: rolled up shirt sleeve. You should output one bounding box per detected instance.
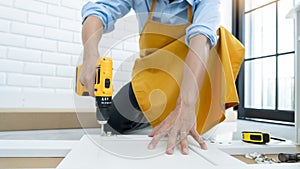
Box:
[186,0,221,47]
[82,0,133,33]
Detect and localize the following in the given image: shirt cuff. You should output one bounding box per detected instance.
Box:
[186,24,218,48]
[81,2,112,33]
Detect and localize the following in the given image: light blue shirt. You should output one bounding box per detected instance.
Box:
[82,0,220,47]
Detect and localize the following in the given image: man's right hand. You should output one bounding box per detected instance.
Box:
[79,54,98,97]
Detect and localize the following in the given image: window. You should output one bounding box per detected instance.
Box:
[236,0,296,122]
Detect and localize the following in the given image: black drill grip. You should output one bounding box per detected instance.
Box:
[278,153,300,163]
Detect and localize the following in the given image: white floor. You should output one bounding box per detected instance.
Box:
[0,120,295,142]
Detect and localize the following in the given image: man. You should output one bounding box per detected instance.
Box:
[80,0,244,155]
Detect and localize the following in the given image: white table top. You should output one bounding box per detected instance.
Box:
[57,135,300,169]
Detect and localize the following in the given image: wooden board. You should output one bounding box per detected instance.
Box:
[0,158,64,168]
[232,146,300,164]
[0,109,98,131]
[232,154,280,164]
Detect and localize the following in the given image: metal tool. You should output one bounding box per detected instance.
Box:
[278,153,300,163]
[245,152,278,164]
[76,57,113,136]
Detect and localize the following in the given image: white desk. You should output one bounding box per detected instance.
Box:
[57,135,300,169]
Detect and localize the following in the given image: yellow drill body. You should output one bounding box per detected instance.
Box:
[76,57,113,97]
[75,57,113,135]
[94,57,113,97]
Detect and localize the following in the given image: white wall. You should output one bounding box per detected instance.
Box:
[0,0,139,109]
[0,0,232,109]
[220,0,232,32]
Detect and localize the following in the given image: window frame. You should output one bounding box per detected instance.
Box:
[233,0,295,123]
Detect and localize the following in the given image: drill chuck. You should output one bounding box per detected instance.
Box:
[96,96,112,122]
[96,106,111,136]
[96,107,111,123]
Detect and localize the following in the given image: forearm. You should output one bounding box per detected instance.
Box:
[180,34,210,105]
[82,16,104,64]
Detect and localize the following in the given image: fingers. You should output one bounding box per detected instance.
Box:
[79,72,95,97]
[180,131,189,155]
[86,82,95,97]
[81,80,95,97]
[151,129,190,155]
[166,129,177,155]
[148,122,174,151]
[148,131,165,150]
[148,126,160,137]
[190,128,207,150]
[148,120,171,137]
[198,137,207,150]
[148,121,167,137]
[147,103,199,154]
[148,120,175,151]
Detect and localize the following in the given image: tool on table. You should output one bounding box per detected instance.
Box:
[242,131,286,144]
[278,153,300,163]
[76,57,113,136]
[245,152,278,164]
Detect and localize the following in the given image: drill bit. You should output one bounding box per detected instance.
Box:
[98,121,107,136]
[96,107,109,136]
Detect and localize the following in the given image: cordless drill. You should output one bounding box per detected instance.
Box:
[75,57,113,135]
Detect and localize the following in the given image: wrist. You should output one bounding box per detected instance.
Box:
[83,50,99,66]
[179,93,198,107]
[83,44,98,55]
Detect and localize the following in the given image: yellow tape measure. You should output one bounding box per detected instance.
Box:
[242,131,285,144]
